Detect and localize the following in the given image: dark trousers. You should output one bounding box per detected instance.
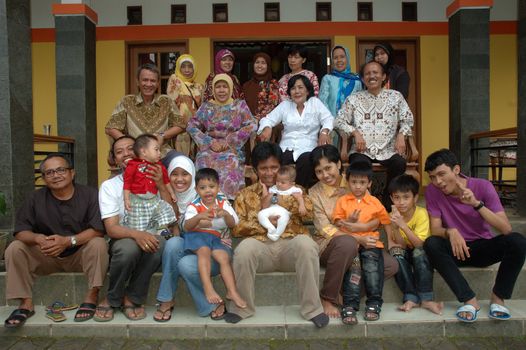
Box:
[342,247,384,310]
[392,247,434,303]
[282,150,316,189]
[348,153,406,209]
[423,233,526,302]
[107,237,166,307]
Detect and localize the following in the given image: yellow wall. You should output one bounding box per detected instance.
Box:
[96,41,126,184]
[490,35,517,129]
[32,42,56,134]
[189,38,212,84]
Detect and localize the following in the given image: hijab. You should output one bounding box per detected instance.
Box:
[373,42,394,70]
[211,73,234,106]
[214,49,235,74]
[167,155,197,215]
[330,46,361,111]
[243,52,273,114]
[175,54,197,83]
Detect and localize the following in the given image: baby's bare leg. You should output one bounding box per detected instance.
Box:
[212,249,247,309]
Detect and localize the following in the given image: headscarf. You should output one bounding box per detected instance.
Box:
[175,54,197,83]
[167,155,197,215]
[211,73,234,106]
[373,42,394,69]
[243,53,273,114]
[330,46,361,110]
[214,49,235,74]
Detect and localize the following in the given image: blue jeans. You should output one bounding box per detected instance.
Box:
[156,236,220,317]
[392,247,434,304]
[342,247,384,310]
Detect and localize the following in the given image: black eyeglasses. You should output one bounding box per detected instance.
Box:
[43,167,71,178]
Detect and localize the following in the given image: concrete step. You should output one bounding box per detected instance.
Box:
[1,300,525,339]
[1,264,525,308]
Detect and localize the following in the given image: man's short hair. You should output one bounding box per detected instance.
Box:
[388,174,419,196]
[424,148,460,172]
[137,63,160,80]
[39,153,72,173]
[111,135,135,158]
[195,168,219,184]
[251,142,282,169]
[277,165,296,182]
[346,158,373,180]
[133,134,157,156]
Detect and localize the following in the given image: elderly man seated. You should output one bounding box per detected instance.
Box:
[3,153,108,328]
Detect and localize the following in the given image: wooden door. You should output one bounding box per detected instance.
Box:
[357,40,420,163]
[128,43,187,95]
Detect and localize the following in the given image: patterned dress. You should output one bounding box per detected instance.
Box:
[187,99,256,199]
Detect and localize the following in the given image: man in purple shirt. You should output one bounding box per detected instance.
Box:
[423,149,525,322]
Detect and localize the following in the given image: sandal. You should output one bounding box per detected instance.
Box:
[46,305,66,323]
[363,305,381,321]
[456,304,480,323]
[93,305,115,322]
[210,302,226,321]
[341,306,358,325]
[4,308,35,328]
[122,304,146,321]
[153,304,174,323]
[45,301,79,312]
[489,303,511,320]
[74,302,96,322]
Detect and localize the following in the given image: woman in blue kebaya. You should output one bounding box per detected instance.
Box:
[319,45,362,117]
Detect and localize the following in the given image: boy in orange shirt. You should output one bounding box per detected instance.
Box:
[333,159,393,321]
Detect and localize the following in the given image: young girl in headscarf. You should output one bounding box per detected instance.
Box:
[319,46,363,117]
[188,74,256,199]
[203,49,243,101]
[167,54,204,158]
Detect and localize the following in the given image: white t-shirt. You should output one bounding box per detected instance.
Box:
[269,185,302,196]
[99,174,125,224]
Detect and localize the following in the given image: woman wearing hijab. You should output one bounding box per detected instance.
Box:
[155,154,227,321]
[319,46,363,117]
[203,49,243,101]
[373,42,410,100]
[188,74,256,199]
[167,55,204,158]
[278,45,320,102]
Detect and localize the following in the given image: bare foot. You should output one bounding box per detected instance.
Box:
[422,301,444,315]
[227,292,247,309]
[398,300,419,312]
[322,299,340,318]
[204,286,223,304]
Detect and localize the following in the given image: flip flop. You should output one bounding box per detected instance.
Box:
[210,302,226,321]
[456,304,480,323]
[45,307,66,322]
[93,305,115,322]
[4,309,35,328]
[45,301,79,312]
[122,304,147,321]
[489,303,511,320]
[74,302,96,322]
[153,305,174,323]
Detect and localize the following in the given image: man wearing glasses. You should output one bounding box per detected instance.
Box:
[4,153,109,328]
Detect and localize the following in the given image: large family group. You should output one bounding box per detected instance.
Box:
[4,43,526,329]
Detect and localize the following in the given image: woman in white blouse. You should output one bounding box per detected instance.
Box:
[257,75,334,188]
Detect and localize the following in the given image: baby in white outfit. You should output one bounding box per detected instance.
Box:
[258,166,307,241]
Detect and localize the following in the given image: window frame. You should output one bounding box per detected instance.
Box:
[213,3,228,23]
[316,2,332,22]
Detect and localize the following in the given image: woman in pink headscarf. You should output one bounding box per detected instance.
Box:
[203,49,244,101]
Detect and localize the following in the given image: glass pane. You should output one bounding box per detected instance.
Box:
[138,53,156,66]
[161,52,180,75]
[161,78,169,94]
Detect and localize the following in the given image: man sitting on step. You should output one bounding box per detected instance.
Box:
[423,149,526,323]
[225,142,329,328]
[4,153,109,328]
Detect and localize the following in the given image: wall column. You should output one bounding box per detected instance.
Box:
[447,0,492,172]
[0,0,33,231]
[517,0,526,215]
[52,3,98,186]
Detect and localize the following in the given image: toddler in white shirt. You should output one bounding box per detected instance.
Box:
[258,166,307,241]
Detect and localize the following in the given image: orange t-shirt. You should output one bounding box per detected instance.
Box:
[332,192,390,248]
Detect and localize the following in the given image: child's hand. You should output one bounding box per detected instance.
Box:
[171,193,178,203]
[390,206,404,227]
[348,209,361,223]
[298,204,307,216]
[197,219,212,228]
[125,198,131,212]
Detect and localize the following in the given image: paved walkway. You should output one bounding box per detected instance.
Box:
[1,336,525,349]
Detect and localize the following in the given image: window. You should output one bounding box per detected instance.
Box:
[357,2,373,21]
[171,5,186,24]
[213,3,228,23]
[402,2,418,21]
[265,3,280,22]
[316,2,332,21]
[127,6,142,25]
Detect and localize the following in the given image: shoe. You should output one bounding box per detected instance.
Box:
[455,304,480,323]
[489,303,511,320]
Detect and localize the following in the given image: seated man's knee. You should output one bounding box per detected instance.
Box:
[111,238,142,261]
[504,232,526,255]
[423,236,445,254]
[234,238,260,260]
[292,235,318,255]
[4,240,28,260]
[84,237,108,253]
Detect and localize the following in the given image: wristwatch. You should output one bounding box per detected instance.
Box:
[474,201,485,211]
[320,129,330,135]
[70,235,77,248]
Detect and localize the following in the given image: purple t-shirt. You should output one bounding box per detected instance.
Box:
[425,175,504,242]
